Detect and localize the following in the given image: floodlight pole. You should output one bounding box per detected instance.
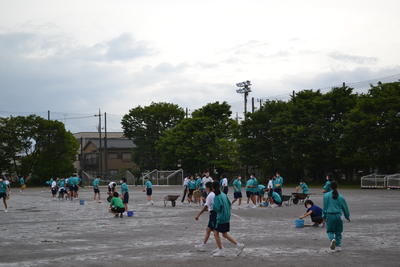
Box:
[236,80,252,121]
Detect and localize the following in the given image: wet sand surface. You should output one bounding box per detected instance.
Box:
[0,186,399,267]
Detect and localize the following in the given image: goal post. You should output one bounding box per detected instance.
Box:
[386,174,400,189]
[141,169,184,186]
[361,174,387,189]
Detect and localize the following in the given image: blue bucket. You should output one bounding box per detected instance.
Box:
[295,219,304,228]
[127,210,134,217]
[79,200,85,205]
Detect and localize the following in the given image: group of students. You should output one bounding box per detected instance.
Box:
[45,176,82,200]
[182,171,286,208]
[98,176,154,218]
[188,172,350,255]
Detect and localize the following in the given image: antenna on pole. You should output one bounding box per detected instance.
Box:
[236,80,252,120]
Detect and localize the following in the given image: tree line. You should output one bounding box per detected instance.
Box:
[0,115,79,184]
[122,81,400,183]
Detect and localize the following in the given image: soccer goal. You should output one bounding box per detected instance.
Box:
[360,174,387,189]
[81,171,95,186]
[141,169,184,186]
[386,174,400,189]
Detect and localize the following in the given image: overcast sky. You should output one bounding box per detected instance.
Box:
[1,0,400,132]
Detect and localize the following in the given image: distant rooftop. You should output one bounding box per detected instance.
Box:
[74,132,125,139]
[88,138,135,149]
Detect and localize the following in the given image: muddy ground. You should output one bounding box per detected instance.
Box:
[0,186,399,267]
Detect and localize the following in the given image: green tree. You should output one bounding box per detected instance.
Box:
[342,82,400,174]
[121,102,185,170]
[0,115,79,184]
[157,101,239,174]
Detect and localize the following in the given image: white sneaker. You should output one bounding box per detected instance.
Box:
[236,243,245,256]
[195,243,207,252]
[212,249,226,257]
[330,239,336,250]
[4,209,8,213]
[251,205,257,209]
[336,246,342,252]
[211,248,219,254]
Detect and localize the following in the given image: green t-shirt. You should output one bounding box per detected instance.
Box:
[145,180,152,189]
[0,182,6,193]
[233,179,242,192]
[195,178,202,188]
[92,178,100,187]
[213,193,231,225]
[188,180,196,190]
[121,183,129,194]
[110,197,124,208]
[249,178,258,192]
[19,177,25,185]
[300,183,309,194]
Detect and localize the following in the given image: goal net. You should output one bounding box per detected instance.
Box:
[361,174,387,189]
[386,174,400,189]
[141,169,183,186]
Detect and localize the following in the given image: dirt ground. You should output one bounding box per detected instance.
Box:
[0,186,399,267]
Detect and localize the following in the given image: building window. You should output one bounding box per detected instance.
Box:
[122,152,132,162]
[108,153,118,160]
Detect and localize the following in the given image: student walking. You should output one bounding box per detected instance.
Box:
[231,176,242,207]
[323,181,350,252]
[144,177,154,205]
[273,171,283,197]
[0,177,8,212]
[211,181,245,257]
[19,176,26,192]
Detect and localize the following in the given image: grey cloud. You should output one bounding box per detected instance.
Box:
[329,52,378,64]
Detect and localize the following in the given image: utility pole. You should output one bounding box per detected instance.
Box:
[236,80,252,120]
[47,110,50,120]
[185,108,188,118]
[251,97,255,113]
[80,137,84,177]
[97,110,103,177]
[104,112,108,179]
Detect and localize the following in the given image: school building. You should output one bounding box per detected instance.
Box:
[73,132,137,178]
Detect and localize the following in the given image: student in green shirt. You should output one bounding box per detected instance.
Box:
[109,192,125,218]
[323,181,350,252]
[120,178,129,212]
[297,181,309,194]
[267,189,282,207]
[211,182,245,257]
[143,177,154,205]
[323,175,332,193]
[93,176,101,201]
[19,176,26,192]
[245,174,258,208]
[257,184,266,204]
[187,176,196,205]
[231,176,243,207]
[0,178,8,212]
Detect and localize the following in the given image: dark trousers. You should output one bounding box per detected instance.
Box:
[181,186,188,202]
